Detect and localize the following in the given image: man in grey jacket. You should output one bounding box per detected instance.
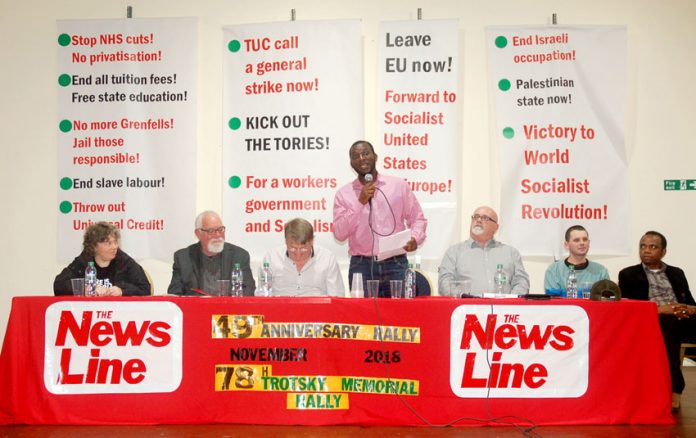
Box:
[168,210,255,296]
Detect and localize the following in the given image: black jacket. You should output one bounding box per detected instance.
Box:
[167,242,255,296]
[53,249,151,296]
[618,263,695,306]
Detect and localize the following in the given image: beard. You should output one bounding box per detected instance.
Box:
[207,238,224,254]
[471,224,485,236]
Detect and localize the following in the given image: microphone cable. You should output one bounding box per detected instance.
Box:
[365,175,397,238]
[364,174,398,295]
[367,297,542,436]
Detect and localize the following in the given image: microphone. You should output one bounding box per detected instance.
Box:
[364,173,373,206]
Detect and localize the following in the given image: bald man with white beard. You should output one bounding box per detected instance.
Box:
[438,206,529,295]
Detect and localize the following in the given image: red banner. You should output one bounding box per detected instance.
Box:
[0,296,673,426]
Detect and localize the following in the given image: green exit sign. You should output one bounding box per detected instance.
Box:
[664,180,696,191]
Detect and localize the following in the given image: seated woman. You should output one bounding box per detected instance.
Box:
[53,222,151,296]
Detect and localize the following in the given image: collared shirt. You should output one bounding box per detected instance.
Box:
[644,263,678,305]
[263,245,345,297]
[438,238,530,295]
[333,173,427,256]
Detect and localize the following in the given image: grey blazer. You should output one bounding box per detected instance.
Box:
[167,242,255,296]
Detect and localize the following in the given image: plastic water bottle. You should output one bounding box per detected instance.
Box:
[256,261,273,297]
[404,263,416,299]
[231,263,244,297]
[85,261,97,297]
[494,264,508,295]
[566,265,578,299]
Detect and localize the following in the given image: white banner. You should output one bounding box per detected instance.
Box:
[379,20,461,260]
[56,18,197,260]
[222,20,363,260]
[487,26,629,256]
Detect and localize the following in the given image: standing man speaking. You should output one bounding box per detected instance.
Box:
[333,140,427,297]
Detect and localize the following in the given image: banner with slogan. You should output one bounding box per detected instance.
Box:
[487,26,630,256]
[56,18,197,260]
[379,20,461,260]
[222,21,363,259]
[0,297,673,425]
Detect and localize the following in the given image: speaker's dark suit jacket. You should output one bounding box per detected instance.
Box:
[167,242,255,296]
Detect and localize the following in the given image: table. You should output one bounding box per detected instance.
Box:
[0,296,674,426]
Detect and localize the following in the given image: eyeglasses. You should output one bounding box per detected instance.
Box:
[471,214,497,223]
[97,238,119,247]
[199,226,226,235]
[287,246,311,254]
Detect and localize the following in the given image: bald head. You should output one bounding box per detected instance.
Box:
[469,206,499,244]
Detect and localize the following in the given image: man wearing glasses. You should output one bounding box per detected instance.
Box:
[167,210,255,295]
[438,206,529,295]
[263,218,345,296]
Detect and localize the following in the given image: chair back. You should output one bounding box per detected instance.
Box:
[415,270,432,296]
[143,268,155,295]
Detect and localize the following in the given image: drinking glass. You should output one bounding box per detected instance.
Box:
[390,280,403,299]
[366,280,380,298]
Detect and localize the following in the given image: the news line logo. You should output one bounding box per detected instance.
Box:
[44,301,183,394]
[450,305,589,398]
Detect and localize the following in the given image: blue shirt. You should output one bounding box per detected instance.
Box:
[544,259,609,295]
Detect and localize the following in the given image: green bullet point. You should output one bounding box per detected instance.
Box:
[503,127,515,139]
[498,79,511,91]
[58,33,71,46]
[59,201,73,213]
[495,36,508,48]
[60,177,73,190]
[58,74,72,87]
[59,120,72,133]
[228,176,242,188]
[228,40,241,53]
[228,117,241,130]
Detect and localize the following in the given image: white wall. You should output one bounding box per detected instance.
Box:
[2,0,695,344]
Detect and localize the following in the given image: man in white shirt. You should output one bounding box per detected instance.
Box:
[264,218,345,297]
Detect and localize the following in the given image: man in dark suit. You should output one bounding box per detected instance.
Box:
[168,210,255,296]
[618,231,696,410]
